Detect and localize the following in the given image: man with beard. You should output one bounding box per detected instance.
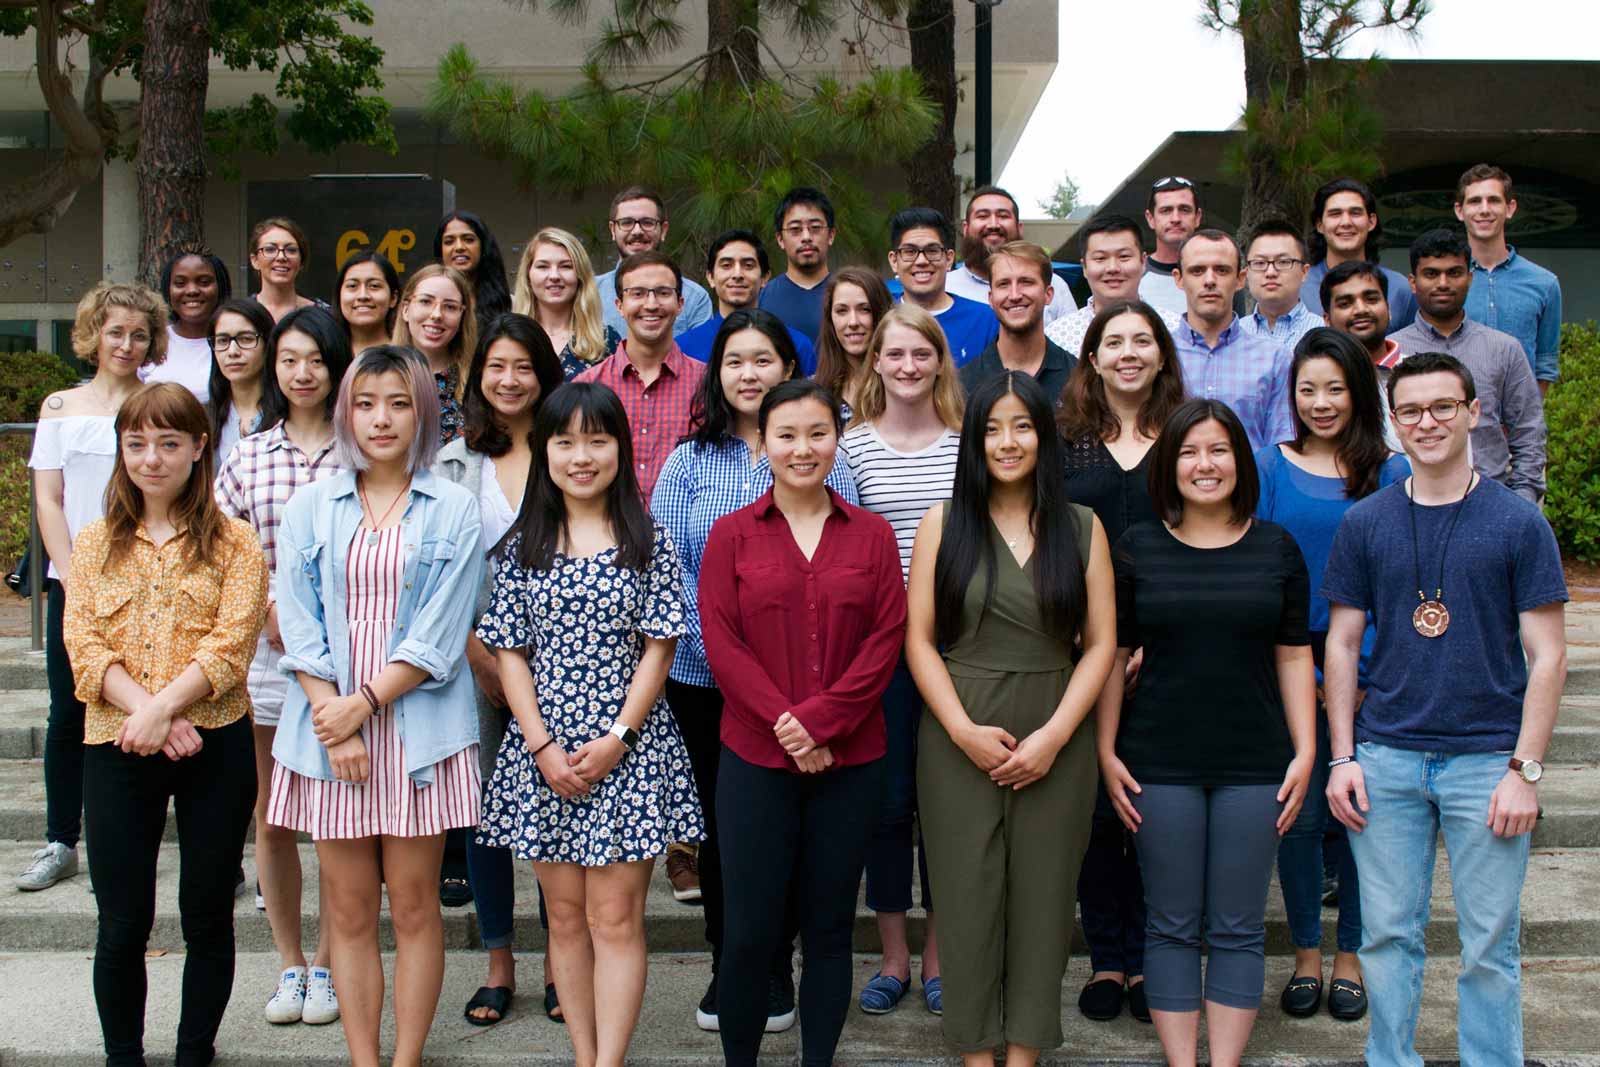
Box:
[946,186,1077,326]
[1322,260,1404,449]
[1138,176,1203,316]
[1299,178,1416,332]
[1046,214,1180,357]
[1390,228,1544,502]
[595,185,713,338]
[759,187,836,343]
[959,241,1076,402]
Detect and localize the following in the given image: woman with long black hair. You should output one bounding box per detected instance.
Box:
[206,297,274,462]
[434,210,512,336]
[1258,327,1407,1022]
[906,372,1114,1066]
[334,251,401,355]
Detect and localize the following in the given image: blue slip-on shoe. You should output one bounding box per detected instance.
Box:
[922,975,943,1016]
[858,973,909,1015]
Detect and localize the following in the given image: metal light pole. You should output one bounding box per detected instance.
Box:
[972,0,1001,186]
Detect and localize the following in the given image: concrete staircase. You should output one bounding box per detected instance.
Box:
[2,610,1600,1065]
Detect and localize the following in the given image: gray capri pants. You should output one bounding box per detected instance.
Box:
[1129,783,1282,1012]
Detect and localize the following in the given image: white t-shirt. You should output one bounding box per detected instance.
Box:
[141,326,213,403]
[946,264,1078,327]
[28,415,117,580]
[842,423,960,583]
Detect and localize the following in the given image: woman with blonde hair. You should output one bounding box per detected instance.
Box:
[17,282,169,894]
[812,267,892,415]
[511,227,621,379]
[393,264,478,445]
[64,382,269,1066]
[842,302,964,1017]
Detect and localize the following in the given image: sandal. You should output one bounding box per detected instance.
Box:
[922,975,943,1016]
[464,986,512,1027]
[858,973,908,1015]
[544,982,565,1023]
[440,877,473,908]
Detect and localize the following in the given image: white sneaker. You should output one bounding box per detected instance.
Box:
[264,966,306,1024]
[15,842,78,891]
[302,966,340,1025]
[254,882,265,911]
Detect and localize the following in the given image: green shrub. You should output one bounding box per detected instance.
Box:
[1544,322,1600,562]
[0,351,84,570]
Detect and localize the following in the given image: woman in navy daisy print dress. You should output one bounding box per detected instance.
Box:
[476,381,703,1067]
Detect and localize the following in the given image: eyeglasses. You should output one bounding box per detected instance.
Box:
[210,331,262,352]
[1393,398,1466,426]
[782,221,829,237]
[611,217,662,232]
[411,295,465,317]
[1152,176,1195,190]
[256,244,300,260]
[892,244,949,263]
[620,286,679,303]
[1246,256,1304,273]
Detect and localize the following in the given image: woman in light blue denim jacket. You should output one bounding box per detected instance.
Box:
[267,345,484,1067]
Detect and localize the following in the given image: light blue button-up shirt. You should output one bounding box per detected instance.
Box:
[1174,315,1295,452]
[1240,300,1321,350]
[1465,246,1563,383]
[273,469,485,784]
[597,267,714,339]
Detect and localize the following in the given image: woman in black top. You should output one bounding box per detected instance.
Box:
[1100,398,1314,1067]
[1057,300,1185,1023]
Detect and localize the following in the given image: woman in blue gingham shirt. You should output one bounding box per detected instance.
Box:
[649,308,856,1028]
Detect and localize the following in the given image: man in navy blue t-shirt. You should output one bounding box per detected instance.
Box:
[1322,352,1567,1067]
[886,206,998,368]
[676,228,817,375]
[758,187,835,344]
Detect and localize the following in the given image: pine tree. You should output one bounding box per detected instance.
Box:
[1200,0,1428,233]
[427,0,941,264]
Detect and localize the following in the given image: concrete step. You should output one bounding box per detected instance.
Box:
[3,839,1600,959]
[0,950,1595,1065]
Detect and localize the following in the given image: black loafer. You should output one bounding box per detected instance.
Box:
[1280,975,1322,1017]
[1328,978,1367,1021]
[1078,978,1124,1021]
[1127,980,1151,1023]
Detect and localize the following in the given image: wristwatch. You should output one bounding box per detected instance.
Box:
[1509,757,1544,784]
[608,722,640,751]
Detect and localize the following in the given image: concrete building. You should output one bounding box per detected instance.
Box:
[0,0,1058,354]
[1055,60,1600,325]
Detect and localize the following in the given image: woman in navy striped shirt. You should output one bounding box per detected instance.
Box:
[650,308,857,1031]
[841,303,965,1016]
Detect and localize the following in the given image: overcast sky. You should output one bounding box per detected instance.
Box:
[1002,0,1600,215]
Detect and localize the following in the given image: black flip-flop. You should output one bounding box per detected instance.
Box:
[544,982,565,1023]
[464,985,513,1027]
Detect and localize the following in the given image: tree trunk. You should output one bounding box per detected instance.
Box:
[704,0,763,95]
[902,0,958,219]
[1237,1,1307,233]
[136,0,210,287]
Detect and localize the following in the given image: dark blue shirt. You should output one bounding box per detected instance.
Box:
[675,312,818,376]
[758,273,831,343]
[1321,477,1567,753]
[900,293,999,368]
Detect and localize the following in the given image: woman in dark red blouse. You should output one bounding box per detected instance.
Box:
[698,378,907,1067]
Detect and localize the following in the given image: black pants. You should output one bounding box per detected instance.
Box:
[717,746,882,1067]
[1076,783,1148,976]
[84,717,256,1067]
[45,579,87,847]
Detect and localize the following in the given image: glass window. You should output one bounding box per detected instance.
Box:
[0,320,37,355]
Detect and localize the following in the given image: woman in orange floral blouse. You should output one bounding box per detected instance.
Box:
[63,382,268,1067]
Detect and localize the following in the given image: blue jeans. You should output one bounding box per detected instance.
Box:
[1346,741,1529,1067]
[1277,709,1360,952]
[864,662,931,914]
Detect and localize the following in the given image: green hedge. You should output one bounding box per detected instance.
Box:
[0,351,86,571]
[1545,322,1600,563]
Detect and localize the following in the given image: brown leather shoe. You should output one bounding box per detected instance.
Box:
[666,843,702,903]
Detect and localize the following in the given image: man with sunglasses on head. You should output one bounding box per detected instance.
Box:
[1389,229,1545,503]
[887,207,999,367]
[947,186,1077,326]
[1137,176,1203,316]
[596,186,714,339]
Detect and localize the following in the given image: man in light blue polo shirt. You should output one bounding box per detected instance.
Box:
[1455,163,1563,395]
[595,185,713,338]
[1173,228,1294,451]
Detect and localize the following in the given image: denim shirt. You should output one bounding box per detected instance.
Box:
[272,468,486,784]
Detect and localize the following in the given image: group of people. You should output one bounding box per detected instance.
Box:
[18,163,1569,1067]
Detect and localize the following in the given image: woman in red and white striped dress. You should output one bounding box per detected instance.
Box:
[268,345,485,1067]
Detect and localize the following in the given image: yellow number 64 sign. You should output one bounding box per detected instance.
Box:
[337,229,417,272]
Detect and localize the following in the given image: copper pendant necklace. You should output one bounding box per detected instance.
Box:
[1405,469,1475,638]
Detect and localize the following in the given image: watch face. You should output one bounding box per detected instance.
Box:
[1523,760,1544,783]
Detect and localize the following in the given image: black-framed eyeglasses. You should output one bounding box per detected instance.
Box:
[210,331,262,352]
[892,244,949,263]
[611,217,662,232]
[1246,256,1304,273]
[256,244,300,260]
[1393,399,1465,426]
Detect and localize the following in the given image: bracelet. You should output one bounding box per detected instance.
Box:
[531,737,556,757]
[1328,755,1355,769]
[360,683,381,714]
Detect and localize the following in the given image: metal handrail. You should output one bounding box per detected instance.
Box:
[0,422,43,651]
